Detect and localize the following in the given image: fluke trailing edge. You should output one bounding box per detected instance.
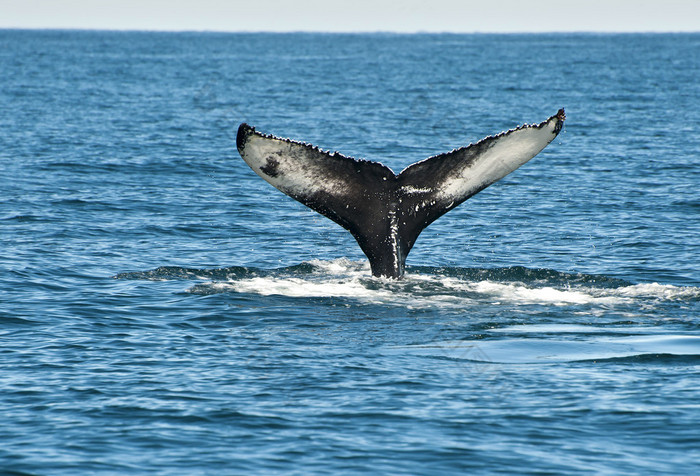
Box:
[236,109,565,278]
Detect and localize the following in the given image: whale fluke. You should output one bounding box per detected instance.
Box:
[236,109,565,278]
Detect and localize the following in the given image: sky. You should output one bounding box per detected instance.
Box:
[0,0,698,33]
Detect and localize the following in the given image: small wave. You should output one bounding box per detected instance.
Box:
[591,354,700,365]
[402,335,700,364]
[491,324,650,335]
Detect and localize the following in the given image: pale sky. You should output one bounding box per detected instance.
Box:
[0,0,698,33]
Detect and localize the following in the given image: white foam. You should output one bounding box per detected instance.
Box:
[305,258,369,276]
[212,275,469,309]
[231,276,379,299]
[454,280,623,305]
[187,259,700,309]
[612,282,700,301]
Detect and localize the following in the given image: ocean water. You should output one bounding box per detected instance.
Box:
[1,30,699,474]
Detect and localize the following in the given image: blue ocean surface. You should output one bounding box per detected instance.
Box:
[1,30,699,474]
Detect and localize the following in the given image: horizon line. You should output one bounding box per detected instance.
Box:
[2,26,699,35]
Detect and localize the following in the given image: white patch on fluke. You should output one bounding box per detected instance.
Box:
[438,118,558,202]
[244,136,350,199]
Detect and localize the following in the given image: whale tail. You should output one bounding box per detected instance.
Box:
[236,109,565,278]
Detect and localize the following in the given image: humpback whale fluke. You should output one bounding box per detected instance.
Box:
[237,109,565,278]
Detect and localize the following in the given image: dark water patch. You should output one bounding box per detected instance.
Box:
[1,214,51,223]
[672,199,700,211]
[581,353,700,365]
[114,261,361,283]
[113,265,259,281]
[37,161,126,173]
[0,313,41,327]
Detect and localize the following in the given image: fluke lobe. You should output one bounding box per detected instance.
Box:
[236,109,565,279]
